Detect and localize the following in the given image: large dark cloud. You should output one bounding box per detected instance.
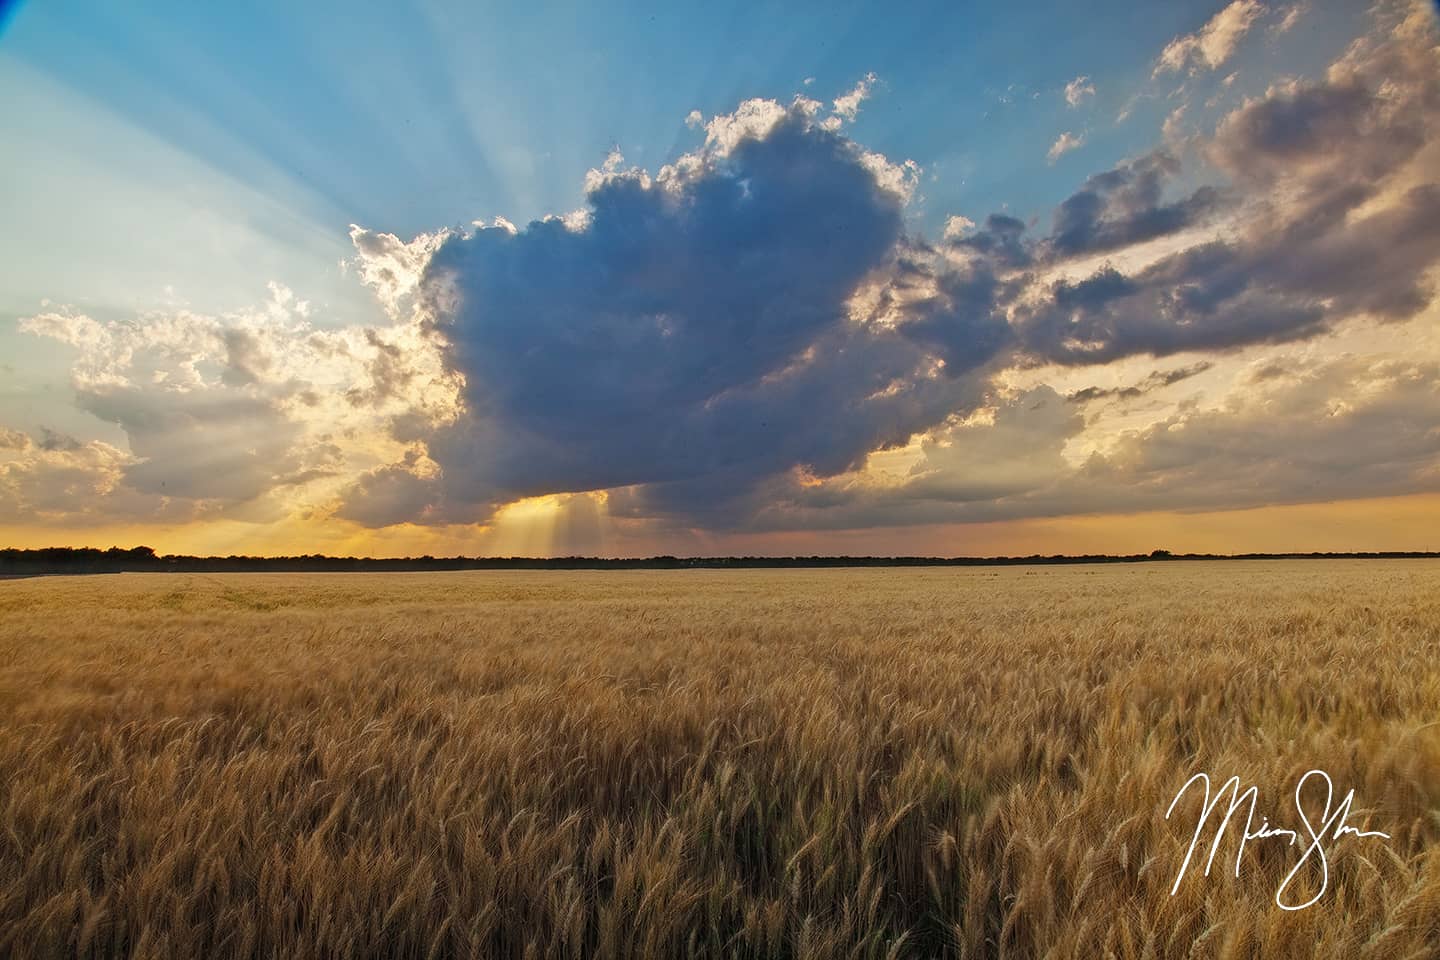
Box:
[341,106,1010,526]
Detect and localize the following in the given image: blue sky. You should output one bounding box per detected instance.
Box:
[1,0,1363,316]
[2,1,1437,555]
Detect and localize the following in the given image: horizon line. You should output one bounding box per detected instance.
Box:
[3,545,1438,574]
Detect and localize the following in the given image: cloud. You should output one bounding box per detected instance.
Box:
[1047,131,1085,163]
[0,428,32,451]
[749,354,1440,530]
[905,387,1083,504]
[0,431,182,526]
[832,72,876,120]
[18,283,456,522]
[821,72,878,131]
[346,226,451,317]
[1065,76,1095,108]
[1017,2,1440,364]
[1045,149,1223,258]
[1066,361,1214,403]
[1271,2,1306,35]
[338,98,1002,528]
[942,215,976,240]
[1161,104,1189,142]
[1154,0,1264,76]
[341,0,1439,534]
[1066,356,1440,512]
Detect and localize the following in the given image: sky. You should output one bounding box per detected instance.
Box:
[1,0,1438,557]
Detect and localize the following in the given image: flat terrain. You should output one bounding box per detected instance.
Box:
[2,563,1438,958]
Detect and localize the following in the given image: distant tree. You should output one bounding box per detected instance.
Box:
[1150,549,1173,559]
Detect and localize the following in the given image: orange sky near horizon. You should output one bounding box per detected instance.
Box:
[5,491,1437,559]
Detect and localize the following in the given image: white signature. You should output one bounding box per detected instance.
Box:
[1165,769,1390,910]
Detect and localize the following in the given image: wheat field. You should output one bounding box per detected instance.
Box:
[1,562,1438,959]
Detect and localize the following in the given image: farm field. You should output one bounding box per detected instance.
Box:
[2,562,1438,959]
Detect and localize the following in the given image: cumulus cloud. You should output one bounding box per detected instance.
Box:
[1154,0,1264,76]
[1047,131,1085,163]
[340,99,1000,528]
[1064,76,1095,108]
[340,0,1440,535]
[18,283,456,522]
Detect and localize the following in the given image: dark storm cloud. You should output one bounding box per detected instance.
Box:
[341,105,1009,526]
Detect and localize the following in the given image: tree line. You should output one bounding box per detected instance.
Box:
[2,545,1436,575]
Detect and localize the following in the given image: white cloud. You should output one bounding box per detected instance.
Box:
[684,109,703,128]
[1064,75,1096,108]
[1154,0,1263,76]
[1272,2,1306,35]
[862,153,922,202]
[1162,104,1189,141]
[347,226,451,318]
[942,215,977,240]
[1047,131,1085,163]
[16,275,459,522]
[583,147,653,194]
[702,97,791,153]
[831,72,877,122]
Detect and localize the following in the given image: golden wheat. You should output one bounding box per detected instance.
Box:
[1,562,1438,958]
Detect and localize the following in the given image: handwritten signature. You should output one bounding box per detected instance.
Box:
[1165,769,1390,910]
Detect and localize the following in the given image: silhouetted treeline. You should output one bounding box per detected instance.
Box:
[2,545,1437,576]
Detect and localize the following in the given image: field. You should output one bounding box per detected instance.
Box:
[2,562,1439,959]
